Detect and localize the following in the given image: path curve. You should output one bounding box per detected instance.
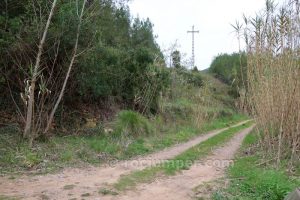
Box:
[105,125,255,200]
[0,120,251,200]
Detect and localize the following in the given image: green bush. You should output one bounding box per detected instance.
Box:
[1,0,170,129]
[177,68,204,87]
[209,53,247,99]
[209,53,246,84]
[113,110,153,138]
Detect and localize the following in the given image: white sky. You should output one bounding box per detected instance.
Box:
[129,0,266,70]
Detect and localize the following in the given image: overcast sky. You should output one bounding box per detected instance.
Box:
[129,0,267,70]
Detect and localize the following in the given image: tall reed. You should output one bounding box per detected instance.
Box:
[242,0,300,167]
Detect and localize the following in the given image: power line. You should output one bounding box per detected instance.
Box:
[187,25,199,68]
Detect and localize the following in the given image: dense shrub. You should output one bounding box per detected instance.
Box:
[209,53,247,100]
[0,0,170,130]
[175,68,204,87]
[209,53,246,85]
[113,110,153,138]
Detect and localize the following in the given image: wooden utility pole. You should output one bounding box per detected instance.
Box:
[187,25,199,68]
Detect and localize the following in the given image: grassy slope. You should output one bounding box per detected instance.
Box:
[0,72,246,175]
[114,122,253,191]
[212,131,300,200]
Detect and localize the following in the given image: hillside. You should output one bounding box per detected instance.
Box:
[0,68,244,174]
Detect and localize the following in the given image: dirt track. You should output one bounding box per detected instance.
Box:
[105,125,254,200]
[0,121,252,200]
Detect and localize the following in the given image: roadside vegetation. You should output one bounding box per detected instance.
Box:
[0,66,246,174]
[209,53,247,102]
[244,0,300,167]
[0,0,168,143]
[212,131,300,200]
[0,111,247,174]
[0,50,247,174]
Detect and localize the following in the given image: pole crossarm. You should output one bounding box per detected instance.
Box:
[187,25,199,68]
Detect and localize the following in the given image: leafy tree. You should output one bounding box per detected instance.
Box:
[171,50,181,69]
[209,53,247,97]
[0,0,170,139]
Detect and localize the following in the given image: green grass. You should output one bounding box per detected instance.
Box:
[212,131,300,200]
[63,184,75,190]
[0,195,19,200]
[112,110,153,138]
[0,114,248,175]
[114,122,253,191]
[201,114,248,132]
[99,188,119,196]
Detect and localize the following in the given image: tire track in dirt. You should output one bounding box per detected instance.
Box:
[0,120,251,200]
[103,125,255,200]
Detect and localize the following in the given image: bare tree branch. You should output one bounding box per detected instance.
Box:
[23,0,58,141]
[44,0,87,134]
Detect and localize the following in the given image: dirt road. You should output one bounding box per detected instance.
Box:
[105,125,254,200]
[0,121,252,200]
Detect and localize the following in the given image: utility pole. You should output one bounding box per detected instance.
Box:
[187,25,199,68]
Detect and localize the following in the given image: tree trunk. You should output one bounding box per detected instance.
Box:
[44,0,87,134]
[23,0,58,140]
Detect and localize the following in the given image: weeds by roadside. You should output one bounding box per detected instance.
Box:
[0,114,248,175]
[211,131,300,200]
